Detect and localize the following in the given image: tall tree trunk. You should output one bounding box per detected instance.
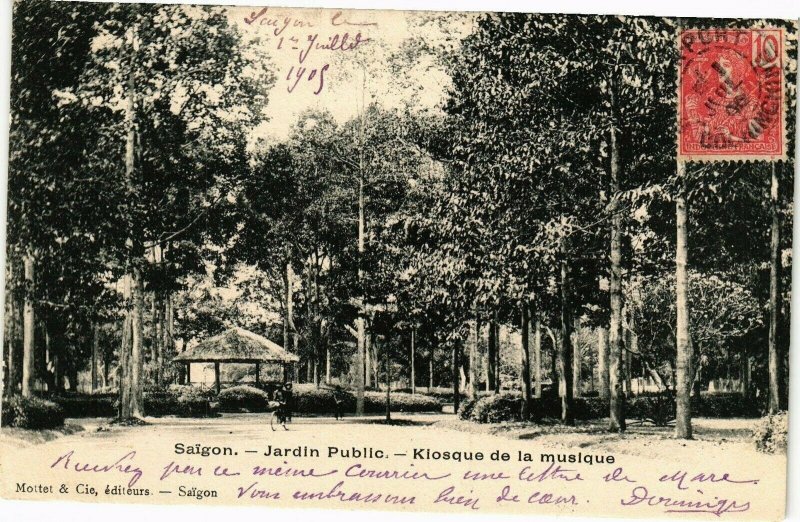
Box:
[283,263,290,352]
[741,345,751,396]
[326,345,331,384]
[21,252,35,397]
[355,82,367,413]
[410,326,416,394]
[314,258,323,388]
[598,327,610,399]
[572,316,582,397]
[520,302,532,420]
[559,238,574,425]
[162,292,173,383]
[469,310,480,399]
[119,28,145,418]
[629,315,638,395]
[306,265,320,389]
[153,293,162,387]
[768,163,782,413]
[534,318,542,399]
[494,321,501,392]
[103,347,110,389]
[487,313,497,393]
[624,319,632,395]
[546,327,558,396]
[608,106,626,432]
[675,161,693,439]
[364,330,371,388]
[373,337,379,390]
[452,341,460,414]
[45,323,55,392]
[130,267,144,416]
[119,283,132,417]
[92,322,99,392]
[384,337,391,421]
[429,352,434,390]
[285,262,295,350]
[5,260,19,396]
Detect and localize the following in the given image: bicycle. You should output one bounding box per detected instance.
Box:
[270,402,289,431]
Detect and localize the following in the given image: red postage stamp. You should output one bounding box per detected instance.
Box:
[678,28,786,161]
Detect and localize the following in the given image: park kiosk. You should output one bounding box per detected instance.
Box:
[173,327,299,394]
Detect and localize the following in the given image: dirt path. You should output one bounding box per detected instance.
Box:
[1,413,771,464]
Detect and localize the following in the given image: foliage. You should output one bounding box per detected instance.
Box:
[629,271,763,385]
[291,385,441,415]
[692,393,761,418]
[168,384,217,401]
[292,385,354,415]
[1,396,65,429]
[459,391,759,424]
[626,394,675,426]
[217,385,271,412]
[753,411,788,454]
[457,397,478,420]
[470,394,524,423]
[363,392,442,413]
[143,391,214,418]
[47,393,117,418]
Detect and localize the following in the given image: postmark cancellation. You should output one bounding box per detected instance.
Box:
[678,28,787,162]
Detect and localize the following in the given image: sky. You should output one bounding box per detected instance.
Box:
[226,6,472,144]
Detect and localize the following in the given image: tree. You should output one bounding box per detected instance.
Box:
[34,3,275,417]
[767,163,781,413]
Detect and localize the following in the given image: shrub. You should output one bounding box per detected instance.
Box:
[628,393,676,426]
[364,392,442,413]
[693,392,760,418]
[144,390,213,417]
[574,397,610,420]
[399,387,465,404]
[49,393,116,418]
[287,386,442,415]
[753,411,788,454]
[218,385,270,412]
[458,397,478,420]
[2,396,65,429]
[294,386,354,414]
[471,394,524,423]
[168,385,216,401]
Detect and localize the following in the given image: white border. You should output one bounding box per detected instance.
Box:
[0,1,798,522]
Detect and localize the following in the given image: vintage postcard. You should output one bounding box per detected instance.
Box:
[0,1,797,521]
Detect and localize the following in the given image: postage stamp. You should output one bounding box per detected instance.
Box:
[678,28,787,161]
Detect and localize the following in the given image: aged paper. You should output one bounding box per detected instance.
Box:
[1,2,796,521]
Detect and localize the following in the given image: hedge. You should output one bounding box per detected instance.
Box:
[294,386,354,415]
[45,388,214,418]
[144,390,215,417]
[457,390,761,424]
[49,393,116,418]
[291,386,441,415]
[471,394,524,423]
[753,411,788,454]
[218,385,271,412]
[168,384,217,401]
[363,391,442,413]
[692,392,761,418]
[2,396,65,429]
[458,397,478,420]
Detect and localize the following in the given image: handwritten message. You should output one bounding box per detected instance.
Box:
[243,7,373,95]
[21,443,764,517]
